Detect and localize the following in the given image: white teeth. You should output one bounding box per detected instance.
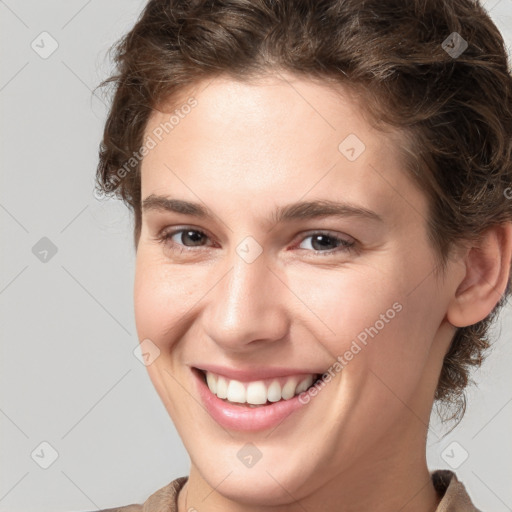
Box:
[216,376,228,399]
[203,371,317,405]
[267,380,282,402]
[281,378,298,400]
[226,380,246,403]
[246,381,268,405]
[296,375,314,393]
[206,372,217,394]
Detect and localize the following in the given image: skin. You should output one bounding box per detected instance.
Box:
[133,72,512,512]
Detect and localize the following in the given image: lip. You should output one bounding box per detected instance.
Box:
[195,363,322,382]
[192,367,313,431]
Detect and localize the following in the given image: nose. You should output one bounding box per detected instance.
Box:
[202,242,290,352]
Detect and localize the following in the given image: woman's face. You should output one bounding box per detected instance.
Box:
[134,73,460,505]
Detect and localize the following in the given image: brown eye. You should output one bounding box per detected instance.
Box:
[297,232,355,255]
[168,229,208,247]
[157,227,213,254]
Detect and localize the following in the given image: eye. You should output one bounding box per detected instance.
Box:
[296,231,356,255]
[157,227,212,252]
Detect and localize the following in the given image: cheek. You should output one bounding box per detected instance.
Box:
[287,262,405,348]
[289,256,442,386]
[133,253,195,414]
[133,255,160,339]
[134,254,173,354]
[133,249,212,343]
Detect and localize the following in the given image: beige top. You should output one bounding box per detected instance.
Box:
[94,469,481,512]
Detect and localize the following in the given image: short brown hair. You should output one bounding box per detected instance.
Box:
[95,0,512,426]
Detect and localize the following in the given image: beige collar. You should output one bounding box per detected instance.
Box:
[100,469,480,511]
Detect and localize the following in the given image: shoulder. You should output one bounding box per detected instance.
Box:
[88,476,188,512]
[432,469,482,511]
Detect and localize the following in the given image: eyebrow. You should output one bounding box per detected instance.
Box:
[141,194,383,224]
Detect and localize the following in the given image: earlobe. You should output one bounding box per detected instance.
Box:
[446,223,512,328]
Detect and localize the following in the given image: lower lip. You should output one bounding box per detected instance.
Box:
[193,369,309,431]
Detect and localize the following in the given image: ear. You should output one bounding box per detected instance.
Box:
[446,222,512,328]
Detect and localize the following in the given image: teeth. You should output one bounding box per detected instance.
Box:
[281,378,298,400]
[216,376,228,399]
[296,375,313,393]
[206,372,217,394]
[227,379,246,403]
[204,371,316,405]
[246,381,268,405]
[267,380,282,402]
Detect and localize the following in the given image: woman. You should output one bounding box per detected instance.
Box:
[93,0,512,510]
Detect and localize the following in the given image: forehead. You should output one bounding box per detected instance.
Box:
[140,73,427,224]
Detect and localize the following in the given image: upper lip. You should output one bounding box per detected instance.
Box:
[194,364,322,382]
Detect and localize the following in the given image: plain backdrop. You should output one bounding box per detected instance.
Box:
[1,1,511,511]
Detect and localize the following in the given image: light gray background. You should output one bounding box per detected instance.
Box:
[1,1,511,511]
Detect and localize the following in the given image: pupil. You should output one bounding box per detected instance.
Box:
[313,234,335,250]
[185,230,203,246]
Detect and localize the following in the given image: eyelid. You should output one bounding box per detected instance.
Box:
[295,229,355,245]
[157,225,216,248]
[293,230,357,256]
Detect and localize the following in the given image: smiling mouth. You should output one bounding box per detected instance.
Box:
[196,369,323,407]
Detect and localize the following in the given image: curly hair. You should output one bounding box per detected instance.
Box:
[94,0,512,426]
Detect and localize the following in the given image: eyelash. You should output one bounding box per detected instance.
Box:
[155,227,356,257]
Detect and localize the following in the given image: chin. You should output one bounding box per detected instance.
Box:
[191,451,318,507]
[209,473,309,506]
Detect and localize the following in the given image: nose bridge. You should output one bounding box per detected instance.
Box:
[205,238,288,349]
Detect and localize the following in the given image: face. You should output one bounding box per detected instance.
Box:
[134,73,458,505]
